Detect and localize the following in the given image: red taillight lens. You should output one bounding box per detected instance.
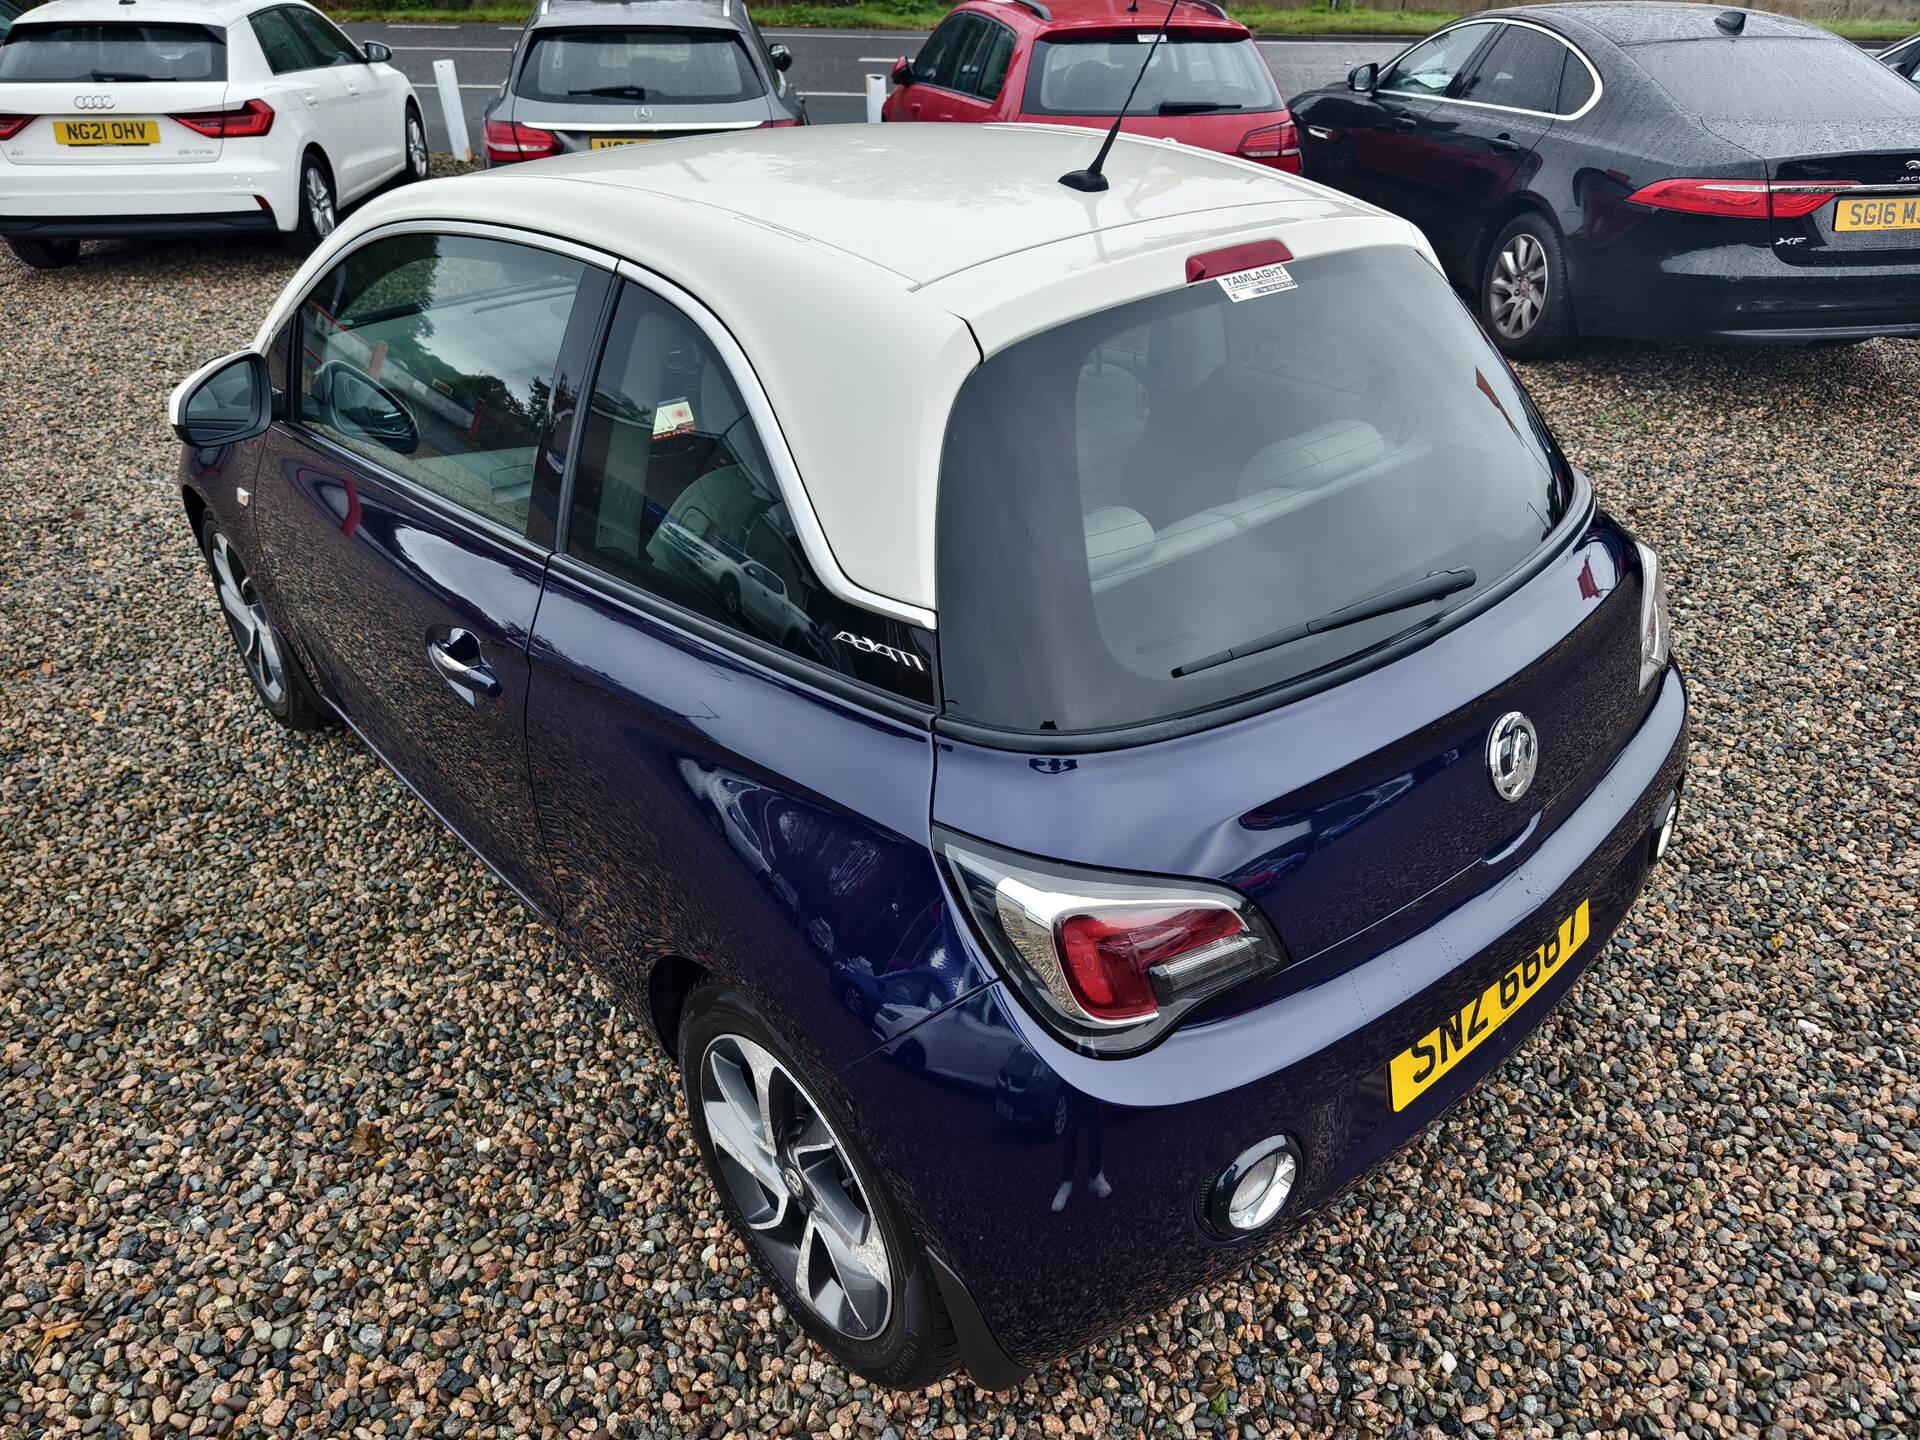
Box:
[483,118,560,164]
[1625,176,1858,220]
[1059,905,1246,1021]
[761,117,804,128]
[0,114,33,141]
[171,98,274,139]
[1238,115,1298,161]
[940,833,1291,1054]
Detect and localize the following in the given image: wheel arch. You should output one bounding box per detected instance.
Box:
[1471,191,1565,292]
[646,952,710,1062]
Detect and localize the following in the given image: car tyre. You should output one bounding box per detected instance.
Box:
[199,515,329,730]
[679,984,962,1388]
[399,104,430,186]
[8,237,81,270]
[291,153,339,253]
[1480,213,1578,360]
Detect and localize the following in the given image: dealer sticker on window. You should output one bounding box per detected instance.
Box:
[1216,263,1297,303]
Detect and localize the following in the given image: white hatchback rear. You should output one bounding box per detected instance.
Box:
[0,0,423,267]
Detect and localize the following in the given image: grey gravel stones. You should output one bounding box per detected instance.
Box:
[1,225,1915,1438]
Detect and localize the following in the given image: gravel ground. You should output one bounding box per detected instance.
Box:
[2,213,1916,1440]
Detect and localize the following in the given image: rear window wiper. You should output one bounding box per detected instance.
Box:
[1171,568,1477,678]
[90,69,158,81]
[1156,101,1242,114]
[569,84,647,99]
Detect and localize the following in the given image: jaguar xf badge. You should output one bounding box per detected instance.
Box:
[1487,711,1539,802]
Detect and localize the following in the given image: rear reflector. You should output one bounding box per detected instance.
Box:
[483,118,560,163]
[1186,238,1293,283]
[0,114,31,142]
[1625,176,1859,220]
[171,98,274,139]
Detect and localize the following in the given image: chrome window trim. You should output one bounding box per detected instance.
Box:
[1379,17,1604,123]
[248,218,937,632]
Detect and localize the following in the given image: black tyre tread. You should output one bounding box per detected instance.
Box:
[678,984,961,1389]
[199,513,330,731]
[9,237,80,270]
[291,153,334,254]
[1481,213,1579,361]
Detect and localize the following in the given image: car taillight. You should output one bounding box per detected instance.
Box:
[483,118,560,164]
[0,114,33,141]
[1238,115,1298,161]
[1625,176,1858,220]
[171,98,274,138]
[939,830,1290,1055]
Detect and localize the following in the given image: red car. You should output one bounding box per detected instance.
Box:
[882,0,1299,172]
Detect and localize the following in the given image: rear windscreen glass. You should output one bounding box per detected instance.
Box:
[1631,37,1920,120]
[0,23,226,82]
[934,246,1572,735]
[1023,35,1280,115]
[517,28,763,105]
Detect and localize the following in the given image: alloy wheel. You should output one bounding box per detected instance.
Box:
[407,115,429,178]
[699,1033,893,1340]
[305,164,337,239]
[209,532,288,707]
[1489,232,1549,340]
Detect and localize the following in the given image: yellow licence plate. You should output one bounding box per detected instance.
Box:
[1833,196,1920,232]
[54,119,159,146]
[1387,899,1591,1112]
[590,136,652,150]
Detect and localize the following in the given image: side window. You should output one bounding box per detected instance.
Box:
[297,232,587,534]
[968,21,1015,101]
[1556,46,1596,113]
[566,282,936,704]
[917,13,982,91]
[285,6,360,67]
[1458,24,1569,114]
[250,7,315,74]
[1380,24,1492,98]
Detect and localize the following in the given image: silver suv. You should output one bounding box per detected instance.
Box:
[482,0,804,164]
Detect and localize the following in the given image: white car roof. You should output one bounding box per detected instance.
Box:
[16,0,297,23]
[263,125,1430,625]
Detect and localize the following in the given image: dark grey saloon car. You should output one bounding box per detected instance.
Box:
[482,0,805,166]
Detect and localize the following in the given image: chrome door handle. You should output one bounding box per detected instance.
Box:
[428,631,501,699]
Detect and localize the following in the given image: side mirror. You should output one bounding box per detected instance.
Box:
[768,43,792,73]
[363,40,392,64]
[1349,62,1378,93]
[316,359,419,454]
[169,351,270,448]
[890,57,914,88]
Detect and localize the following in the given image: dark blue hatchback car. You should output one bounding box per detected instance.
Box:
[169,126,1688,1389]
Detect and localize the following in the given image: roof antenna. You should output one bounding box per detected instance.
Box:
[1715,9,1745,33]
[1059,0,1180,194]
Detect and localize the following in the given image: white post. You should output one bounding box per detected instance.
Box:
[433,57,470,164]
[865,73,887,124]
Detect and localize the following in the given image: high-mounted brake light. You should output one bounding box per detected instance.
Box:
[0,114,34,141]
[1186,237,1292,283]
[761,117,804,127]
[483,118,560,164]
[939,831,1291,1055]
[171,98,274,138]
[1237,116,1298,162]
[1625,177,1858,221]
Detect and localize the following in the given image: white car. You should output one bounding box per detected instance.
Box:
[0,0,425,268]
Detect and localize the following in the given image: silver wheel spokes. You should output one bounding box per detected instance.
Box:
[408,119,428,176]
[211,534,286,705]
[306,166,336,237]
[701,1034,892,1340]
[1490,232,1548,339]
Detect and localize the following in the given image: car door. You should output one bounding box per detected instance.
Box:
[520,270,959,1079]
[284,5,386,194]
[896,12,985,122]
[1322,23,1498,233]
[1416,21,1563,272]
[249,5,358,179]
[252,228,610,914]
[945,16,1017,123]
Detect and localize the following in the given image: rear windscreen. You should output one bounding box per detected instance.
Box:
[934,246,1572,735]
[0,22,226,82]
[516,28,763,106]
[1630,37,1920,120]
[1023,34,1280,115]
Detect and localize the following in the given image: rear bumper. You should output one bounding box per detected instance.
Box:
[835,665,1688,1381]
[0,159,298,233]
[1,211,280,240]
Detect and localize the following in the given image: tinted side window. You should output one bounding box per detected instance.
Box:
[1381,24,1492,97]
[297,233,587,534]
[1458,24,1568,114]
[285,6,359,66]
[566,283,936,704]
[249,8,314,74]
[917,13,982,90]
[968,20,1015,100]
[1557,47,1595,112]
